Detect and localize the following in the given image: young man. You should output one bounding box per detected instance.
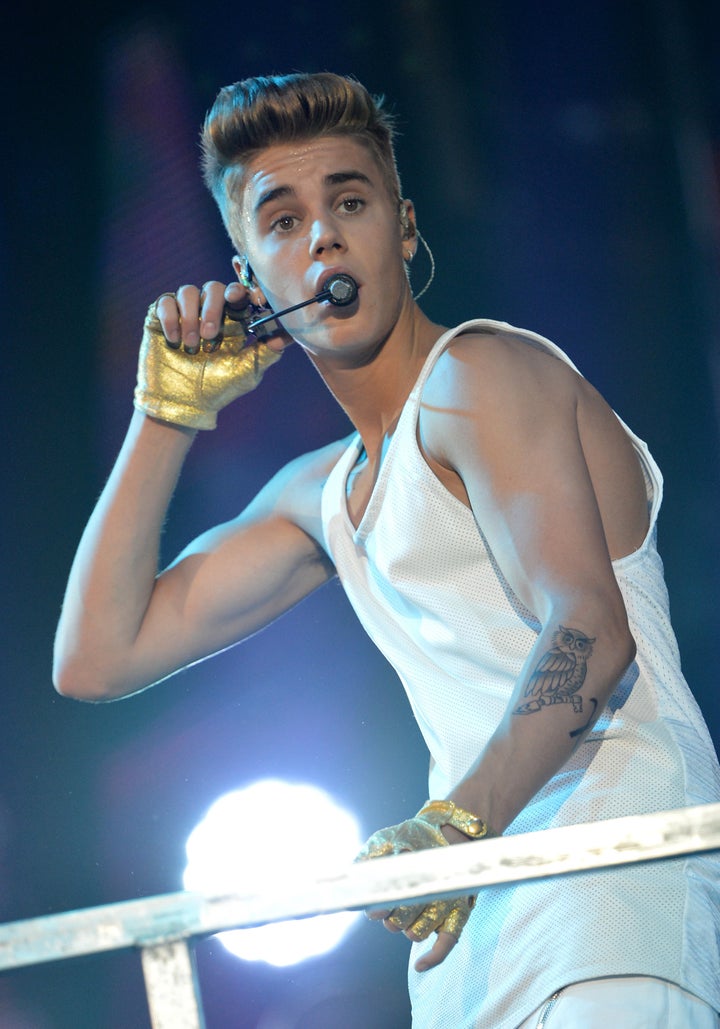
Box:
[54,73,720,1027]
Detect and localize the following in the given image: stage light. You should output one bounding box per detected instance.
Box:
[183,780,364,966]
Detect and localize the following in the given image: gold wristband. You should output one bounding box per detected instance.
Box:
[418,800,495,840]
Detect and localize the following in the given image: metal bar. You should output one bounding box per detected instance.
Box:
[140,940,206,1029]
[1,802,719,973]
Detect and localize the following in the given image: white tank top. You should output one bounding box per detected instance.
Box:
[321,320,720,1028]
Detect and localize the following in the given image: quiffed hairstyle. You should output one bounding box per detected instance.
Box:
[201,72,402,250]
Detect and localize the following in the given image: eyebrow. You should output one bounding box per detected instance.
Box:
[326,170,373,188]
[253,170,374,214]
[254,185,293,213]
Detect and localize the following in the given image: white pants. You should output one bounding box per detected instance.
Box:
[517,977,720,1028]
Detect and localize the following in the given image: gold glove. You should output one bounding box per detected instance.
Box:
[355,800,494,942]
[134,300,282,430]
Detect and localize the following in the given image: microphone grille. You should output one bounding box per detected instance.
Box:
[327,274,358,306]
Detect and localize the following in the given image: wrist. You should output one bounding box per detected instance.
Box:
[133,390,218,430]
[418,799,497,841]
[441,823,475,845]
[130,408,198,445]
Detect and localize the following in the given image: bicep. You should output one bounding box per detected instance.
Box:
[477,426,619,622]
[128,455,338,691]
[143,511,332,666]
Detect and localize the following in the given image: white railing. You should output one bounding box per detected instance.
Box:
[2,803,720,1028]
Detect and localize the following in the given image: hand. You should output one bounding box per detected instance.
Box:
[355,810,476,972]
[134,281,293,430]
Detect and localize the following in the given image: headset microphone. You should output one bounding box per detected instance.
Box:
[245,273,358,332]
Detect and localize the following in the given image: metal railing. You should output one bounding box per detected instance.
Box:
[2,803,720,1028]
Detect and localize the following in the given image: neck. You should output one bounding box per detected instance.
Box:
[308,303,446,458]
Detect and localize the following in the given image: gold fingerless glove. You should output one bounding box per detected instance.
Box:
[134,302,282,430]
[355,800,495,942]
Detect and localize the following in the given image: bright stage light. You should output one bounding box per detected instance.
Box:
[183,780,364,966]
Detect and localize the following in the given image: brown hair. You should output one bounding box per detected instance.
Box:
[201,72,402,249]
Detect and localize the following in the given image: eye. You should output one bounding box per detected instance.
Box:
[338,196,365,214]
[270,214,298,233]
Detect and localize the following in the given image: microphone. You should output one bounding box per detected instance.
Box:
[245,273,358,332]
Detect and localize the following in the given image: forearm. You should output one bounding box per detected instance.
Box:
[53,410,196,700]
[447,601,636,835]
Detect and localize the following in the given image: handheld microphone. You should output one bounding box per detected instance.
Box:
[245,273,358,332]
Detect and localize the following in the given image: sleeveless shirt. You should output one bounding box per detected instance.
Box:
[321,320,720,1028]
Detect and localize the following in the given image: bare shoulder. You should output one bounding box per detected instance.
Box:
[270,434,354,499]
[245,434,355,544]
[419,326,649,559]
[426,326,633,445]
[420,328,584,470]
[424,327,583,412]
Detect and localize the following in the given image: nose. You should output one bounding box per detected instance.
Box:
[309,215,346,257]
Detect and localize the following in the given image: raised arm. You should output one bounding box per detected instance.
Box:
[53,283,336,702]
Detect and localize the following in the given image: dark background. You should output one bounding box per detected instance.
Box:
[1,1,719,1026]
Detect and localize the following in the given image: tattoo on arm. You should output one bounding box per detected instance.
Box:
[513,625,598,738]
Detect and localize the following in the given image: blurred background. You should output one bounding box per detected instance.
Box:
[1,0,719,1025]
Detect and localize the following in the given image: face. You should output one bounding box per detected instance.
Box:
[232,136,413,360]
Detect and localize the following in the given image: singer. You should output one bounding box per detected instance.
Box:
[53,73,720,1028]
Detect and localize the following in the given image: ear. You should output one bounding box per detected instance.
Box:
[232,254,254,289]
[399,200,418,261]
[232,255,268,307]
[399,200,416,238]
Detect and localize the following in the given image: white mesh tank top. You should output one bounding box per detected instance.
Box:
[321,319,720,1028]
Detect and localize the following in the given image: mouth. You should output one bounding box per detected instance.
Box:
[247,273,359,333]
[316,270,360,302]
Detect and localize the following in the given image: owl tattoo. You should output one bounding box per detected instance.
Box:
[514,626,596,725]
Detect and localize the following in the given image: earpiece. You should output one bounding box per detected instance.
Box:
[400,203,418,265]
[233,256,270,310]
[400,203,413,240]
[239,258,255,289]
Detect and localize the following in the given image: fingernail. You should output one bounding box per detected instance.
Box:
[203,321,217,337]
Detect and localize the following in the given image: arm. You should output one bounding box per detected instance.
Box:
[363,331,643,970]
[53,283,335,701]
[424,332,640,834]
